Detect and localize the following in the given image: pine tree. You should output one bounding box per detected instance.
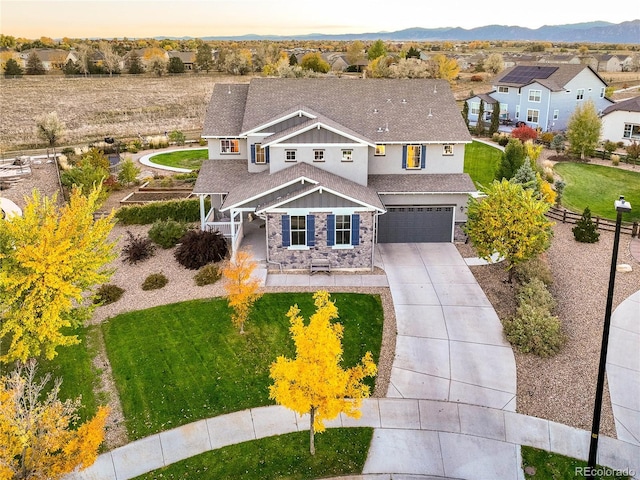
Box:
[3,58,23,76]
[495,138,526,180]
[572,206,600,243]
[475,100,485,136]
[462,102,470,129]
[25,51,45,75]
[489,101,500,135]
[127,51,144,74]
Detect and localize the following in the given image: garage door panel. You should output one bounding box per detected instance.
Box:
[378,206,453,243]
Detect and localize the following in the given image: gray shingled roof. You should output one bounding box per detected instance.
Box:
[193,160,385,211]
[202,84,250,137]
[494,63,607,92]
[368,173,476,193]
[202,78,472,144]
[603,96,640,115]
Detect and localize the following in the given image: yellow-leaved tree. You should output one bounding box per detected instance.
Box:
[0,187,116,363]
[222,248,262,334]
[0,361,109,480]
[269,291,377,455]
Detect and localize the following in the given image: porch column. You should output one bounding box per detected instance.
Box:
[199,195,205,230]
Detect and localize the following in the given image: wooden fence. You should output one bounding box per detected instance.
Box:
[546,205,639,237]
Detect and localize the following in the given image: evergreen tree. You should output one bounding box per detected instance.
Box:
[510,159,537,191]
[475,100,485,136]
[462,102,470,129]
[289,53,298,65]
[572,207,600,243]
[489,101,500,136]
[127,51,144,74]
[167,56,185,73]
[550,134,566,155]
[62,59,78,75]
[495,138,526,180]
[406,46,421,58]
[3,58,23,76]
[25,51,45,75]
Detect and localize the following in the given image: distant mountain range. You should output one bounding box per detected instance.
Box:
[161,20,640,43]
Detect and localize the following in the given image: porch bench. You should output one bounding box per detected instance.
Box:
[310,258,331,275]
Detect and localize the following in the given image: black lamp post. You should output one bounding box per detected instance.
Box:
[587,195,632,479]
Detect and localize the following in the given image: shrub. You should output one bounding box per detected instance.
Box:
[554,180,565,206]
[550,134,566,154]
[498,135,509,147]
[503,278,564,357]
[118,158,141,186]
[539,132,554,146]
[116,198,207,225]
[148,219,189,248]
[611,154,620,166]
[93,284,125,305]
[122,230,156,264]
[511,125,538,143]
[503,303,564,357]
[603,140,618,156]
[626,141,640,161]
[174,229,228,270]
[194,263,222,286]
[142,272,168,290]
[572,207,600,243]
[168,130,186,145]
[470,74,484,82]
[514,256,553,286]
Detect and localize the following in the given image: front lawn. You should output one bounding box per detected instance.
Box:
[464,140,502,188]
[148,148,208,169]
[133,428,373,480]
[522,446,631,479]
[102,293,384,440]
[554,162,640,223]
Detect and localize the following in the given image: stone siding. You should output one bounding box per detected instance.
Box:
[267,211,375,271]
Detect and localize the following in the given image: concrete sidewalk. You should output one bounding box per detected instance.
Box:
[66,399,639,480]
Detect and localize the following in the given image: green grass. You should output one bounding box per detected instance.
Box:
[464,140,502,188]
[554,162,640,223]
[148,148,208,169]
[522,446,631,479]
[102,293,384,440]
[133,428,373,480]
[0,326,101,424]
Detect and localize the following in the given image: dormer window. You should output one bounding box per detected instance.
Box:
[220,139,239,154]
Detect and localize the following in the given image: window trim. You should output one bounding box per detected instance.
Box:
[470,102,480,115]
[526,108,540,124]
[576,88,585,100]
[334,214,351,246]
[220,138,239,154]
[623,123,640,140]
[498,86,509,93]
[528,89,542,103]
[375,145,386,156]
[553,109,559,120]
[254,143,266,164]
[341,149,353,162]
[285,149,297,162]
[289,215,306,247]
[313,149,325,162]
[405,145,422,169]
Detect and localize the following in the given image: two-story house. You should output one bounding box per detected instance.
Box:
[601,96,640,146]
[194,78,474,271]
[465,63,614,132]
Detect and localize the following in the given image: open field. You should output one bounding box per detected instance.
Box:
[0,74,248,152]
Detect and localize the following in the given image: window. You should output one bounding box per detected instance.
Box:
[220,139,239,154]
[623,123,640,140]
[443,144,454,156]
[285,150,296,162]
[254,144,265,164]
[498,86,509,93]
[515,105,520,119]
[470,102,480,115]
[406,145,421,169]
[335,215,351,245]
[375,145,386,156]
[576,88,584,100]
[600,87,605,98]
[341,149,353,162]
[553,109,559,120]
[528,89,541,102]
[290,215,306,246]
[527,109,539,124]
[313,149,325,162]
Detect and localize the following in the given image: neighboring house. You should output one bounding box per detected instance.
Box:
[502,54,541,68]
[18,48,71,70]
[194,78,475,271]
[464,63,614,131]
[601,96,640,146]
[322,52,349,72]
[464,93,501,125]
[168,50,196,70]
[538,54,582,65]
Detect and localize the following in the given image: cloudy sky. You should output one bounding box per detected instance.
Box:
[1,0,637,39]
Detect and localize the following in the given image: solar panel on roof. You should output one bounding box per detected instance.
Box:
[500,66,558,85]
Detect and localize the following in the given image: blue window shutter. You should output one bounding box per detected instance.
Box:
[250,144,256,164]
[402,145,407,169]
[327,214,335,246]
[351,214,360,246]
[307,215,315,246]
[281,215,290,247]
[265,146,270,163]
[421,145,426,169]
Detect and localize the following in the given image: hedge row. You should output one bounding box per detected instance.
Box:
[115,198,210,225]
